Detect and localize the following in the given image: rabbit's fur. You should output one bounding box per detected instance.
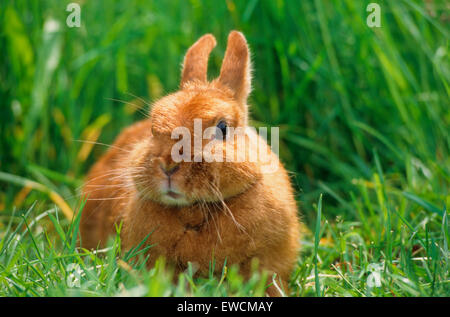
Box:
[80,31,301,295]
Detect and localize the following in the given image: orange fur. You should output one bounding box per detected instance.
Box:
[80,31,301,296]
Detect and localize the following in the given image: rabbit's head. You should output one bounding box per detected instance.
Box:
[130,31,270,206]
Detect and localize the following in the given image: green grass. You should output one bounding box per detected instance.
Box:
[0,0,449,296]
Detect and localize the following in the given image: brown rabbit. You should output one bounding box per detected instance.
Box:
[80,31,301,296]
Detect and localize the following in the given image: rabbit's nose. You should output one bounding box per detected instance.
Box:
[160,163,180,177]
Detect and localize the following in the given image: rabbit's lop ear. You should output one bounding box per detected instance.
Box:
[180,34,217,88]
[218,31,251,104]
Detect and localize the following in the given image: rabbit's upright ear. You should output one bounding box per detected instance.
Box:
[218,31,251,104]
[180,34,217,88]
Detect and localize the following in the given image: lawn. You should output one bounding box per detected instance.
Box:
[0,0,448,296]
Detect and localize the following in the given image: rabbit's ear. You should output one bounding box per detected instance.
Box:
[218,31,251,104]
[180,34,216,88]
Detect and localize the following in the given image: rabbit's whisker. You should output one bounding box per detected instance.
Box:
[124,92,152,107]
[74,139,132,154]
[207,181,245,233]
[105,97,150,119]
[76,167,145,190]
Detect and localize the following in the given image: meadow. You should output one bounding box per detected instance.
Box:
[0,0,448,296]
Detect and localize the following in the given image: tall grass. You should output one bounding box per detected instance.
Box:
[0,0,448,296]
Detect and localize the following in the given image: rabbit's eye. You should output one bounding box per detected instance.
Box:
[215,120,227,140]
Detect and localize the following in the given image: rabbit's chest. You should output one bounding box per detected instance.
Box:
[153,212,227,254]
[149,209,252,269]
[123,201,255,273]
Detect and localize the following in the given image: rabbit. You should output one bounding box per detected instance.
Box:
[80,31,301,296]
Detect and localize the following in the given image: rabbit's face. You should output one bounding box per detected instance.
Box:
[132,85,259,206]
[131,31,257,206]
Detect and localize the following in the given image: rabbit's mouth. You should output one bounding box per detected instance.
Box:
[166,190,182,200]
[159,188,190,206]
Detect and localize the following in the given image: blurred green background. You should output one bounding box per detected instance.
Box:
[0,0,449,296]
